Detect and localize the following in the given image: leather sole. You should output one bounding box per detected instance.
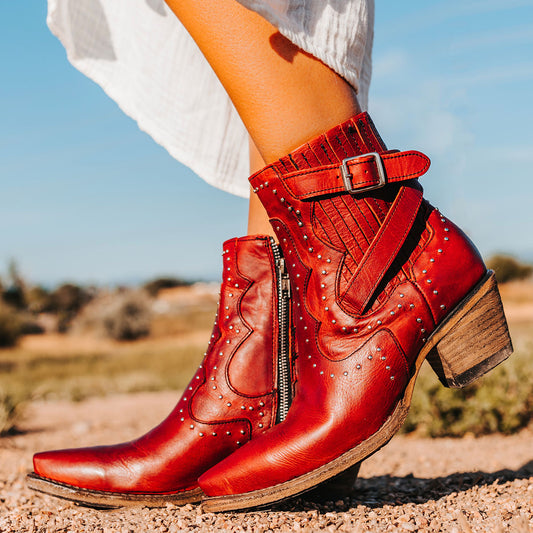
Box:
[26,473,204,509]
[201,271,513,512]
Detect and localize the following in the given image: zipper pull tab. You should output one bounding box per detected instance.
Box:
[279,258,291,299]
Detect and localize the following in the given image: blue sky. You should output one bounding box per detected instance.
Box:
[1,1,532,286]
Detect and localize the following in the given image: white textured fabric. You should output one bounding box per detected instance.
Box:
[47,0,373,198]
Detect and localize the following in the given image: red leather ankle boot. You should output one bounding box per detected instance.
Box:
[199,112,513,511]
[27,236,295,508]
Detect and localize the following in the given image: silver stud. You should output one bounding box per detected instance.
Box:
[303,235,308,240]
[298,221,303,227]
[273,189,277,194]
[219,352,223,356]
[326,259,331,263]
[325,307,329,311]
[259,423,263,428]
[313,363,317,368]
[343,371,348,376]
[179,409,183,413]
[400,293,404,298]
[377,348,382,352]
[190,425,194,429]
[296,210,301,215]
[317,254,322,259]
[322,296,326,300]
[259,401,265,407]
[422,338,427,342]
[212,386,217,390]
[444,228,449,232]
[381,356,386,361]
[288,206,293,212]
[305,339,309,343]
[410,304,415,309]
[440,304,446,309]
[309,248,314,252]
[438,249,443,253]
[386,366,391,370]
[199,432,204,437]
[183,397,187,401]
[320,371,324,375]
[211,377,215,381]
[218,395,223,399]
[390,311,395,315]
[353,328,358,333]
[368,355,373,360]
[427,279,432,284]
[322,270,327,275]
[241,405,246,410]
[235,283,239,288]
[430,258,435,263]
[240,430,245,435]
[227,402,231,407]
[416,318,422,323]
[236,329,240,333]
[398,304,402,308]
[330,374,335,378]
[342,326,347,331]
[229,325,233,330]
[226,340,231,344]
[367,325,372,330]
[180,417,184,422]
[237,441,241,445]
[422,269,427,274]
[248,406,254,411]
[229,293,233,297]
[377,320,382,325]
[280,197,285,203]
[212,432,217,436]
[433,290,439,295]
[356,364,362,369]
[226,431,231,435]
[421,328,426,333]
[276,226,280,231]
[390,376,395,380]
[321,283,326,289]
[332,319,336,324]
[259,412,264,416]
[444,237,449,241]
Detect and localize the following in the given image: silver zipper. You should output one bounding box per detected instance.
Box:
[271,238,292,423]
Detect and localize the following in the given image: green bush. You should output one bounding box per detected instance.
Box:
[143,277,191,297]
[0,303,23,347]
[0,388,26,435]
[486,254,533,284]
[403,346,533,437]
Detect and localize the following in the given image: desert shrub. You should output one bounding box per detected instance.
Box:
[71,289,152,340]
[403,346,533,437]
[0,303,23,347]
[25,285,52,313]
[144,277,191,297]
[486,254,533,284]
[0,388,26,435]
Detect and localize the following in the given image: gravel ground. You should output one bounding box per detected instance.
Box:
[1,391,532,532]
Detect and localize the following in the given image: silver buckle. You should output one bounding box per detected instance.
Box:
[341,152,386,194]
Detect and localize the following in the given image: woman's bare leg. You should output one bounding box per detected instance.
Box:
[163,0,361,234]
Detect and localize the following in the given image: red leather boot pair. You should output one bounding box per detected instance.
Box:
[198,112,513,511]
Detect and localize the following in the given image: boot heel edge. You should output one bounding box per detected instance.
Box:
[426,271,513,388]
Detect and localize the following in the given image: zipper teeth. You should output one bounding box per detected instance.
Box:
[270,238,292,423]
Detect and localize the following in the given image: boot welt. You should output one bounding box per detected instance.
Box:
[202,271,513,512]
[26,473,204,509]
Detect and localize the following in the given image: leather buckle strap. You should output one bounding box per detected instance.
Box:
[341,152,386,194]
[267,150,430,201]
